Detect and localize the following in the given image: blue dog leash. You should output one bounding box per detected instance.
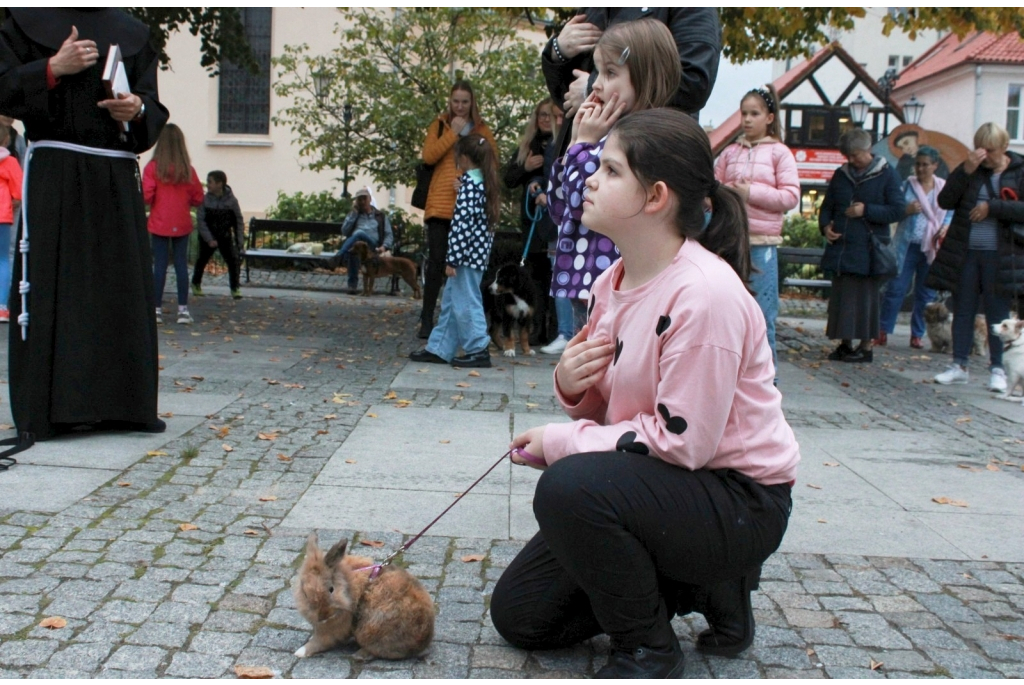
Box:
[521,189,546,266]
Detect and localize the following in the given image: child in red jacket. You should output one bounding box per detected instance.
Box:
[0,124,22,323]
[143,123,203,324]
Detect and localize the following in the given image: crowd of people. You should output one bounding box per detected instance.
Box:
[0,6,1020,680]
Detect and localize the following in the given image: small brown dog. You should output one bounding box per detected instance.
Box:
[293,532,434,661]
[351,241,421,299]
[923,301,988,355]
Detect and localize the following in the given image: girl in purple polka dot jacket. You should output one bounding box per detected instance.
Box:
[544,19,681,343]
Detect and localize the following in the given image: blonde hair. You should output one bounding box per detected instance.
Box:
[593,19,681,113]
[153,123,193,185]
[974,122,1010,150]
[516,99,556,166]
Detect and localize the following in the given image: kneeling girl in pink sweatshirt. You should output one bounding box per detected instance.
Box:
[491,109,800,678]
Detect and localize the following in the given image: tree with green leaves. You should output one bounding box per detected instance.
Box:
[271,8,547,195]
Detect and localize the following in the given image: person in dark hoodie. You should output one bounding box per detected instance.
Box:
[191,170,245,299]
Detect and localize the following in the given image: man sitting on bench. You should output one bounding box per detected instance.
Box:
[328,188,393,294]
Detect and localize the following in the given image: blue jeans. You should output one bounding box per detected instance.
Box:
[336,230,379,289]
[880,243,934,338]
[0,223,10,309]
[425,265,490,361]
[952,250,1008,369]
[750,245,778,369]
[152,234,189,306]
[549,251,575,340]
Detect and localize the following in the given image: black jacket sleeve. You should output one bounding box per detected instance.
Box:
[938,164,971,211]
[504,151,531,190]
[664,7,721,114]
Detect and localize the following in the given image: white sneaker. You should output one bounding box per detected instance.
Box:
[155,308,163,325]
[539,335,568,355]
[988,368,1008,393]
[177,308,193,325]
[934,364,968,385]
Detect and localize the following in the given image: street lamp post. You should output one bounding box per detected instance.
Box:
[849,93,871,129]
[902,94,925,126]
[342,103,353,199]
[878,67,899,138]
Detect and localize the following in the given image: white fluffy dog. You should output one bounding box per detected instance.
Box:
[991,317,1024,404]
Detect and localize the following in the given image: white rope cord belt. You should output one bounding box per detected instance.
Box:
[19,141,137,340]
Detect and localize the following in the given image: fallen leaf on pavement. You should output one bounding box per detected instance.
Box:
[950,500,969,508]
[439,440,450,444]
[39,617,67,629]
[316,429,329,435]
[147,451,168,457]
[323,414,337,420]
[359,540,385,548]
[191,375,205,381]
[455,382,471,388]
[259,495,277,502]
[265,379,279,385]
[383,391,397,400]
[526,403,539,408]
[277,454,292,462]
[932,496,950,505]
[158,412,174,418]
[468,371,481,377]
[234,665,274,679]
[955,417,971,424]
[283,383,305,389]
[367,413,377,418]
[451,395,463,401]
[806,647,815,656]
[986,464,1000,472]
[117,482,131,488]
[222,444,234,452]
[461,554,485,563]
[0,423,13,430]
[526,382,537,388]
[807,483,822,490]
[823,462,839,467]
[179,523,198,531]
[243,529,260,536]
[345,459,356,464]
[870,659,883,671]
[257,432,279,441]
[817,518,827,524]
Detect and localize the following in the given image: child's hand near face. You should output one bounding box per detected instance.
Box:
[571,92,627,147]
[554,324,614,402]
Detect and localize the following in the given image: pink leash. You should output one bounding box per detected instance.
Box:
[354,447,545,578]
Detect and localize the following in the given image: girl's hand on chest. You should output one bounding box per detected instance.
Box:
[554,325,614,401]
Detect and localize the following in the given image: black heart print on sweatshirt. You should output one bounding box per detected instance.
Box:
[613,337,623,365]
[615,431,649,455]
[656,315,671,336]
[657,403,688,435]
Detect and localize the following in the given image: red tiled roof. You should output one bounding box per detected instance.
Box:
[895,31,1024,92]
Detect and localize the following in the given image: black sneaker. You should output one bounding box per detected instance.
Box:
[827,342,854,361]
[696,567,759,657]
[451,349,491,368]
[596,634,685,679]
[417,322,433,339]
[842,347,873,363]
[409,349,448,364]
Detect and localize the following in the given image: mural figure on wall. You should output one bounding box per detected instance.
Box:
[873,124,968,181]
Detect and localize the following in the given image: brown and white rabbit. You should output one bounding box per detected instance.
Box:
[293,532,435,660]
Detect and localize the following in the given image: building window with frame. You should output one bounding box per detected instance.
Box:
[1008,84,1022,141]
[218,8,272,135]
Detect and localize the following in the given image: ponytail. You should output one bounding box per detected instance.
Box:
[610,109,752,285]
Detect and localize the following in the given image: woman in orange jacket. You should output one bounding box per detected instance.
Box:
[418,80,496,338]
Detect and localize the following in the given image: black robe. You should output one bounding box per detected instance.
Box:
[0,9,169,441]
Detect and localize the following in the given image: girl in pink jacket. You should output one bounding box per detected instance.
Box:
[492,109,799,678]
[714,84,800,373]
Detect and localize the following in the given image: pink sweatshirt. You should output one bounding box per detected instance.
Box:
[543,239,800,486]
[714,139,800,244]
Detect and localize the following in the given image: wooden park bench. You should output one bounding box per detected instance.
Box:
[778,246,831,290]
[243,218,343,282]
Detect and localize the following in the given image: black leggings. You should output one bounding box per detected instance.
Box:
[491,453,792,650]
[420,217,451,326]
[192,227,240,291]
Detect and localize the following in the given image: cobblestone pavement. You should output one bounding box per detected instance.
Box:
[0,288,1022,678]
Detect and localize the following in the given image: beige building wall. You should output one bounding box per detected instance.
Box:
[154,8,549,221]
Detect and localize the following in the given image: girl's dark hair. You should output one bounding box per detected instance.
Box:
[741,83,782,140]
[450,79,483,127]
[454,135,500,228]
[610,109,751,284]
[207,170,227,185]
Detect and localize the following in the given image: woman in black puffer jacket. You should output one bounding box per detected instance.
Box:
[819,128,905,363]
[926,123,1024,391]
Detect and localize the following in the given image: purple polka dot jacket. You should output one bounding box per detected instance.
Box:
[547,139,620,302]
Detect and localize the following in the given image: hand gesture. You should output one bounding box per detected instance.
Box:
[964,148,987,174]
[449,115,468,134]
[554,324,614,402]
[906,200,921,216]
[510,426,547,469]
[49,26,98,78]
[555,15,603,60]
[97,91,143,122]
[524,153,544,172]
[563,69,590,118]
[969,201,989,222]
[536,193,548,207]
[445,265,456,277]
[824,223,841,243]
[573,92,627,146]
[452,175,463,193]
[844,202,865,218]
[732,181,751,202]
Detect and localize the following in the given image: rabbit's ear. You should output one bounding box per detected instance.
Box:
[324,538,349,568]
[305,532,322,559]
